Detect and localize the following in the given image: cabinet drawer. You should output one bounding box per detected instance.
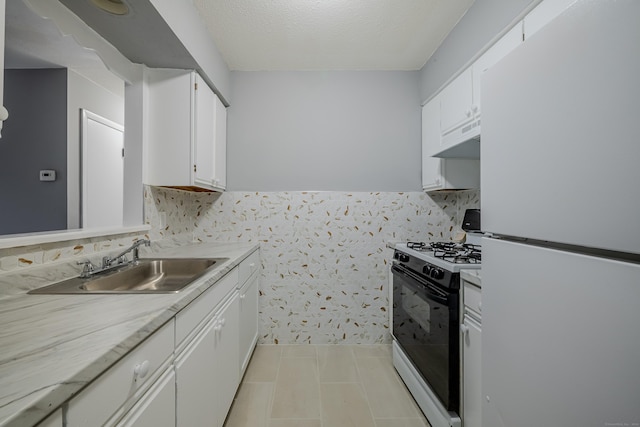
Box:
[115,368,175,427]
[66,320,174,426]
[463,281,482,316]
[238,249,260,287]
[176,267,239,347]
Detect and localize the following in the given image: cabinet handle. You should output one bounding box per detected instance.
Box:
[460,324,469,335]
[471,104,478,113]
[240,294,246,300]
[477,301,482,311]
[219,318,226,326]
[465,109,472,117]
[214,322,222,332]
[134,360,150,379]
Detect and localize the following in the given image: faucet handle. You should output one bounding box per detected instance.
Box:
[77,260,96,278]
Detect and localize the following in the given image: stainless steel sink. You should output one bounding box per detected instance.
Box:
[28,258,229,294]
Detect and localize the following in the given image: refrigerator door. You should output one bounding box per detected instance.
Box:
[482,238,640,427]
[481,0,640,255]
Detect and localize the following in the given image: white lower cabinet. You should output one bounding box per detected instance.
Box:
[116,369,175,427]
[461,281,482,427]
[66,320,175,426]
[462,316,481,427]
[175,317,219,427]
[176,293,240,427]
[212,295,240,425]
[59,252,259,427]
[238,251,259,375]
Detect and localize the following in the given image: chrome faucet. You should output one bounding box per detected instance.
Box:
[78,239,151,278]
[103,239,151,268]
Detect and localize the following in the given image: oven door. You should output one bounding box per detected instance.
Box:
[391,263,460,412]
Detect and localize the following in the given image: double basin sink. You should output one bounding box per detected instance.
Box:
[28,258,229,294]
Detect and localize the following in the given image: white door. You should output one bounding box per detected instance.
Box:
[81,109,124,228]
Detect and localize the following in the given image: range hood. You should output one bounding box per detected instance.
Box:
[432,118,480,158]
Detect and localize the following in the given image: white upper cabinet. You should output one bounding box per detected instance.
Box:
[145,69,226,192]
[524,0,579,40]
[213,93,227,190]
[194,74,227,191]
[422,95,444,190]
[422,95,480,192]
[472,22,524,116]
[432,20,523,159]
[440,67,474,135]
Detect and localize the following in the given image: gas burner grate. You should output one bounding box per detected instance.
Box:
[406,241,482,264]
[407,241,428,250]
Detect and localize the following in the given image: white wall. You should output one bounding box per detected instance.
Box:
[419,0,538,102]
[228,71,421,191]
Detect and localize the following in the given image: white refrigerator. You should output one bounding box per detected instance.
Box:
[481,1,640,426]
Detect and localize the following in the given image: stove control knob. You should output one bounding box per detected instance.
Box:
[423,265,432,275]
[395,252,410,263]
[430,268,444,280]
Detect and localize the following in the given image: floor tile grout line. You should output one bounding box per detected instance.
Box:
[266,345,282,424]
[314,345,325,427]
[352,345,379,427]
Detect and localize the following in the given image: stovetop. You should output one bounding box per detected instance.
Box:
[395,240,482,272]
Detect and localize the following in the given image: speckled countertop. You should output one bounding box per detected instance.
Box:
[0,241,259,427]
[461,269,481,287]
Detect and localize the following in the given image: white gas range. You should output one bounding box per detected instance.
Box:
[391,234,482,427]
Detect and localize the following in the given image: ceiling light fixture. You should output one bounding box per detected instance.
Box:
[90,0,129,16]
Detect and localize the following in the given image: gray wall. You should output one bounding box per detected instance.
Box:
[0,69,68,234]
[419,0,538,102]
[227,71,421,191]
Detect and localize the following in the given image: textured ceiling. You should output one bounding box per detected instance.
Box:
[192,0,476,71]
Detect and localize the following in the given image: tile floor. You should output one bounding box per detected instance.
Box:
[224,345,431,427]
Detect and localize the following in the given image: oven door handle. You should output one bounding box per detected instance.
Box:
[391,264,449,305]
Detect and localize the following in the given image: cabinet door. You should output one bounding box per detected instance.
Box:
[462,316,482,427]
[421,96,445,191]
[194,74,215,189]
[214,295,240,425]
[145,69,193,186]
[117,369,175,427]
[440,67,473,134]
[175,316,219,427]
[212,93,227,190]
[239,271,259,375]
[524,0,578,40]
[472,23,523,115]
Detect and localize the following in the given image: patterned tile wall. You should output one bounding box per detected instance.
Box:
[144,187,480,344]
[0,231,150,274]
